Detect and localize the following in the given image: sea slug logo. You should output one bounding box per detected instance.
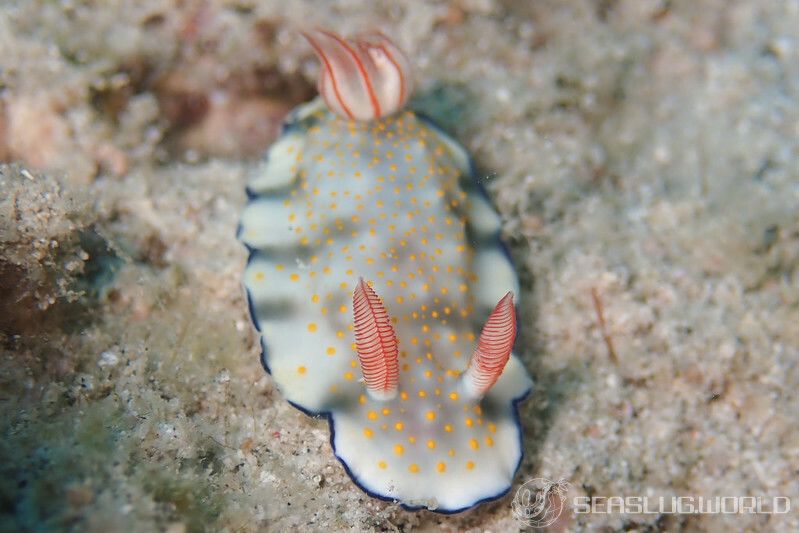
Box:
[511,477,791,525]
[511,477,571,528]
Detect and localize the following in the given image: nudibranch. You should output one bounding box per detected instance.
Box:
[239,29,532,512]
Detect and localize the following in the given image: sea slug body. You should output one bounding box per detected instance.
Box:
[239,29,532,512]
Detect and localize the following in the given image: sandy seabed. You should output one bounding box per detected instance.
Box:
[1,1,798,531]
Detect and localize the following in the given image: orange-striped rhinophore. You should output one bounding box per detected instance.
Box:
[352,278,400,401]
[462,292,517,400]
[239,28,532,513]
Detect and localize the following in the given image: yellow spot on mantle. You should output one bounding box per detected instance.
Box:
[466,461,475,470]
[307,323,317,333]
[378,460,387,469]
[426,411,437,421]
[297,366,306,375]
[363,428,374,438]
[290,273,300,282]
[437,462,446,473]
[409,463,420,473]
[367,411,378,421]
[394,444,404,456]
